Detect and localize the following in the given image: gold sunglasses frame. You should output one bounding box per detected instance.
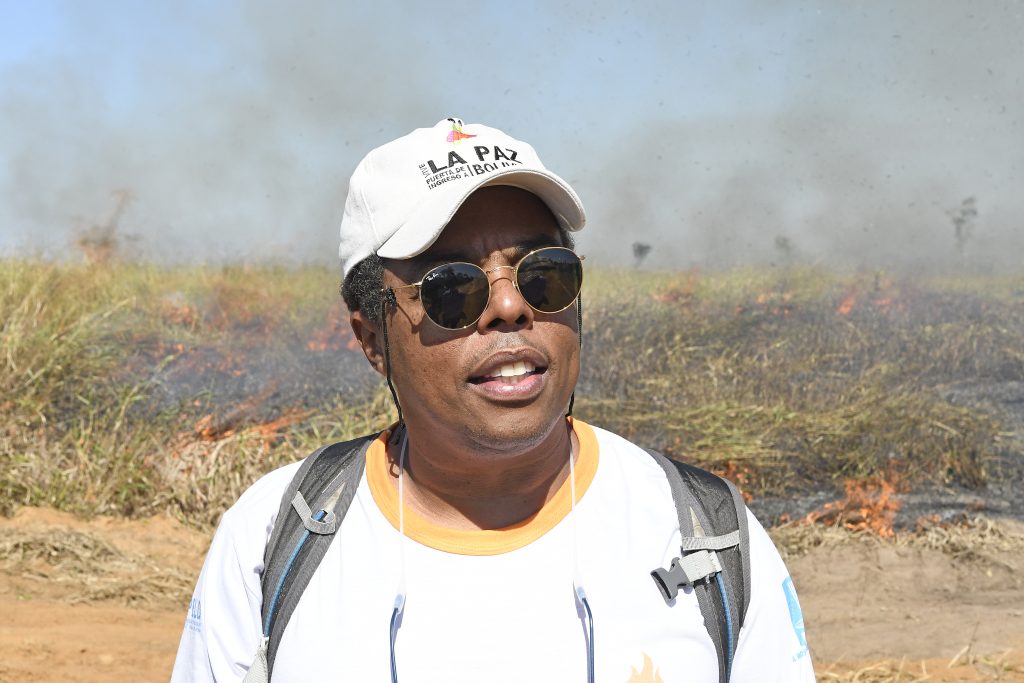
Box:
[385,246,585,330]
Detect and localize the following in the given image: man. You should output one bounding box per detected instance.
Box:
[171,118,815,682]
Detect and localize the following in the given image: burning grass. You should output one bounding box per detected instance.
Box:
[579,267,1021,500]
[802,476,902,538]
[1,259,1022,526]
[0,259,388,525]
[768,514,1024,565]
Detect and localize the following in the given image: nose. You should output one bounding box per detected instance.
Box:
[476,267,533,331]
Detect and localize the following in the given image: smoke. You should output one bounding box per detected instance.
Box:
[0,3,448,264]
[589,108,1024,271]
[577,2,1024,271]
[1,1,1022,271]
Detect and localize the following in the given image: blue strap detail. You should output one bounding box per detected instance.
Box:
[263,509,327,636]
[715,573,734,681]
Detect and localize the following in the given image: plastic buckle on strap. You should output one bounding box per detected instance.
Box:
[651,550,723,602]
[291,492,338,535]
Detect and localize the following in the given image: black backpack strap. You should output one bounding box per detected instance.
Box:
[646,449,750,683]
[253,433,378,681]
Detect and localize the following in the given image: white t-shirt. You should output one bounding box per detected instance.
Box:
[171,420,815,682]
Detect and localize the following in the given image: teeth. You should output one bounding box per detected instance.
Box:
[493,361,535,379]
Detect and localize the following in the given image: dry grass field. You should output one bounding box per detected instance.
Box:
[2,259,1023,679]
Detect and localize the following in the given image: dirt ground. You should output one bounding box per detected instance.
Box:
[1,508,1023,683]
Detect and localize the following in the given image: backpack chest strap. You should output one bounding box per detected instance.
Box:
[643,448,750,683]
[680,530,740,552]
[652,530,740,601]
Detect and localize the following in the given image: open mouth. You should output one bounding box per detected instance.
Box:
[468,361,547,385]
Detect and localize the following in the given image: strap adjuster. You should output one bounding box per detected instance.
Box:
[291,492,338,534]
[651,548,724,602]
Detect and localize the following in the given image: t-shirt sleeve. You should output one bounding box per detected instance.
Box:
[729,509,816,682]
[169,467,294,683]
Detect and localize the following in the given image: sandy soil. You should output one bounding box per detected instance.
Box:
[1,507,1023,682]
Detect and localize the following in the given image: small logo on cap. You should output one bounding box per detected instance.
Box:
[446,117,477,144]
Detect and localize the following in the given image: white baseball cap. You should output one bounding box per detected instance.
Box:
[338,118,586,277]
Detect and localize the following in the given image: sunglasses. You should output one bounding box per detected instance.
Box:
[386,246,584,330]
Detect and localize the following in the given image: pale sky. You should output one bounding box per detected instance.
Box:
[2,1,1022,270]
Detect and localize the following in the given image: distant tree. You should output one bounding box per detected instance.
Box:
[773,235,794,265]
[76,189,134,264]
[947,196,978,264]
[632,241,652,268]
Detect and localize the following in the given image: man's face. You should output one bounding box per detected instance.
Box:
[373,186,580,456]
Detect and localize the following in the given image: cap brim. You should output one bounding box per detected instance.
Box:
[376,168,586,261]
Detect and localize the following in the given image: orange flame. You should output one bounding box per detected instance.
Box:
[836,293,857,316]
[181,382,312,446]
[308,303,361,352]
[836,273,906,316]
[249,409,313,440]
[753,290,795,317]
[161,302,198,328]
[188,408,311,445]
[804,477,901,538]
[653,269,700,306]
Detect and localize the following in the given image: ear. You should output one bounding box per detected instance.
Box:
[350,310,386,376]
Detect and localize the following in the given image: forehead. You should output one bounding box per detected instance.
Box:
[417,186,563,265]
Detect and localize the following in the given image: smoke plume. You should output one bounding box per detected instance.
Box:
[1,1,1021,271]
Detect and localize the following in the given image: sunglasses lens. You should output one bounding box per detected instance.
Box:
[415,248,583,329]
[419,262,489,329]
[517,248,583,313]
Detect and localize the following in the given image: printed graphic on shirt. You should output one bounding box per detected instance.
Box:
[626,654,665,683]
[186,597,202,633]
[782,576,810,661]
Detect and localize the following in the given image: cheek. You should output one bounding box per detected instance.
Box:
[550,309,582,355]
[388,334,464,397]
[557,330,582,382]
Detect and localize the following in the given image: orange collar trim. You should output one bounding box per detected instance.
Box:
[366,418,599,556]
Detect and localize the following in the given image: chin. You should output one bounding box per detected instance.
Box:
[458,406,567,456]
